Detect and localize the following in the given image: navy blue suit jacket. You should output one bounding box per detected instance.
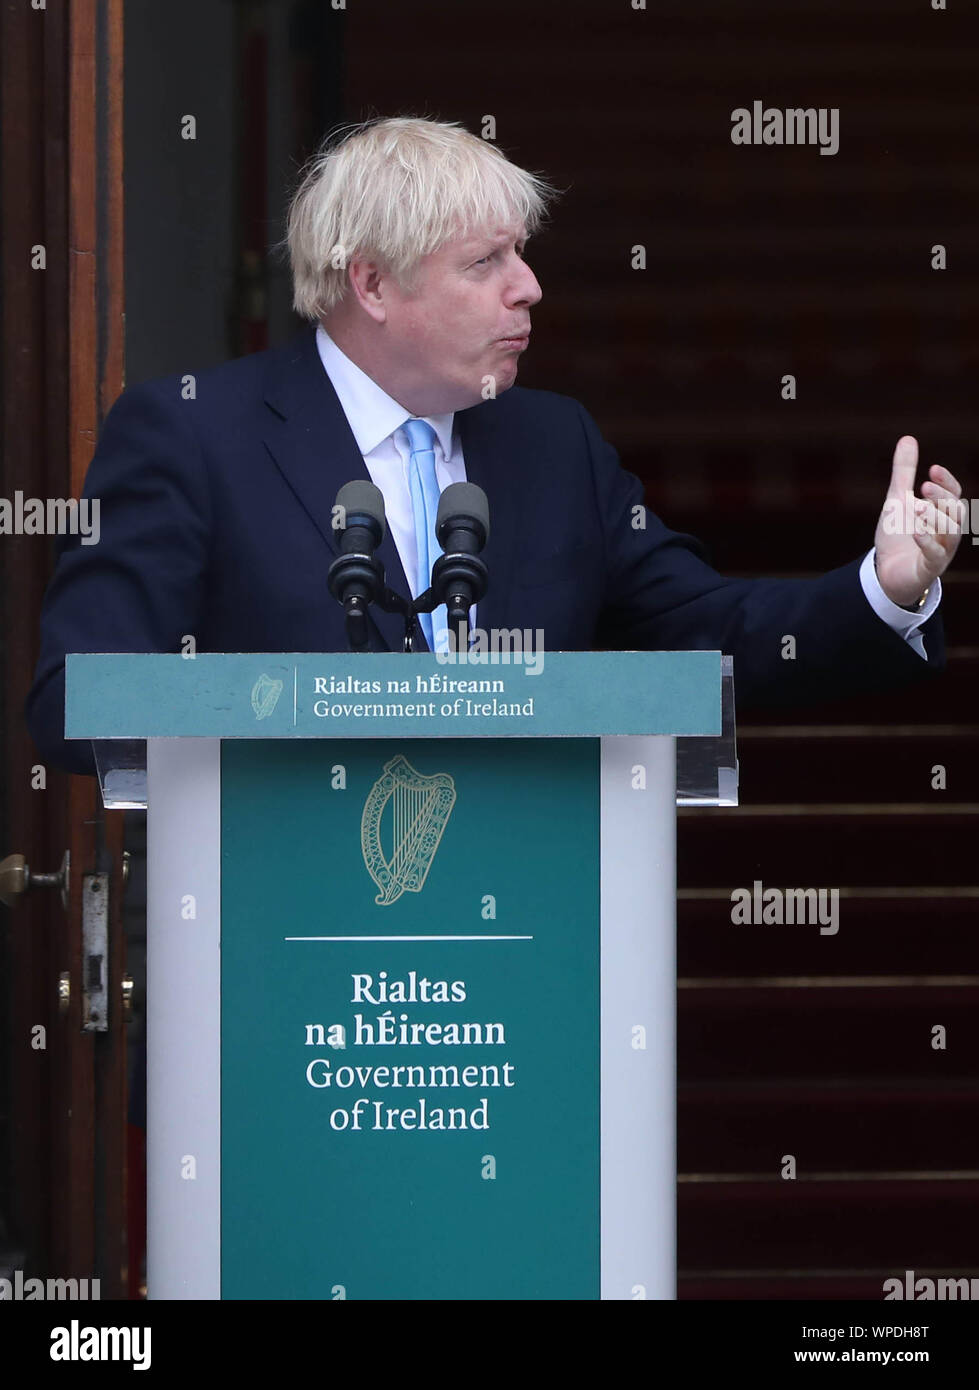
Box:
[26,324,943,774]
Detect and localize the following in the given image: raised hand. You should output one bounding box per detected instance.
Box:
[873,436,966,608]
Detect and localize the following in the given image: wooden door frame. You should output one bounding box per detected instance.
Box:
[1,0,127,1296]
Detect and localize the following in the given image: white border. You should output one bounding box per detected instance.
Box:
[146,738,222,1299]
[600,736,677,1300]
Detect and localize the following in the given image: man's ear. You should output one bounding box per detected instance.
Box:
[346,256,389,324]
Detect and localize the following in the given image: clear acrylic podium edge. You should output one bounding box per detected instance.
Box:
[91,657,738,811]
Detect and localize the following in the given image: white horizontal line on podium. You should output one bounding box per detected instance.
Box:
[284,935,534,942]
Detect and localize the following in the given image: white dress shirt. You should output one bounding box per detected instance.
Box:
[316,324,938,658]
[316,326,467,601]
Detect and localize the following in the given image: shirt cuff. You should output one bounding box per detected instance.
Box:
[859,548,942,659]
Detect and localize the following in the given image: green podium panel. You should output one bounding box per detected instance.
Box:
[220,739,600,1300]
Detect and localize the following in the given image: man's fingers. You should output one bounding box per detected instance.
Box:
[913,527,946,567]
[915,495,965,539]
[921,482,968,522]
[928,464,962,498]
[921,480,955,501]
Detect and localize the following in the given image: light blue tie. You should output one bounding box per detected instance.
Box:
[403,418,448,652]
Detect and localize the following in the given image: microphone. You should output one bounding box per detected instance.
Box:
[431,483,490,632]
[327,481,386,650]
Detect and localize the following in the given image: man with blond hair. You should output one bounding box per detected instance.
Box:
[27,117,963,772]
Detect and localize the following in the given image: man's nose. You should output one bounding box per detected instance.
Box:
[507,257,542,308]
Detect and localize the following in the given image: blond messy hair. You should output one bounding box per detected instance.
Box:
[284,116,555,321]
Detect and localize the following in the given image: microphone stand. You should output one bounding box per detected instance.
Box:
[339,584,448,655]
[409,586,474,657]
[374,587,419,654]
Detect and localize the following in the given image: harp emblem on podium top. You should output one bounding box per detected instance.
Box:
[361,756,456,906]
[251,673,283,720]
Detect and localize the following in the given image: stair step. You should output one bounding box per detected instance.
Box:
[736,728,978,805]
[532,401,979,458]
[679,1081,979,1172]
[678,892,979,976]
[651,506,979,578]
[678,1269,979,1300]
[678,984,979,1081]
[537,283,974,323]
[677,804,979,887]
[735,653,977,727]
[678,1177,979,1269]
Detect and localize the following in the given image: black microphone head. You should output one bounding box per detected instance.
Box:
[436,482,490,548]
[334,480,386,540]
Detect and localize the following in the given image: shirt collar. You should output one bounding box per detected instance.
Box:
[315,324,454,461]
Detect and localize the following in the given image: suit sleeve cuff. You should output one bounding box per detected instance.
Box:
[859,548,942,658]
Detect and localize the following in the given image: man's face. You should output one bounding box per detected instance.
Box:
[379,223,542,414]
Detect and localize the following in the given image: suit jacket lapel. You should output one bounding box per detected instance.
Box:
[457,397,519,640]
[260,326,410,652]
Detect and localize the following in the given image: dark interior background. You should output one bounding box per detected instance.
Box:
[4,0,977,1298]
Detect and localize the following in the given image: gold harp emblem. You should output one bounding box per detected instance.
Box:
[361,756,456,906]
